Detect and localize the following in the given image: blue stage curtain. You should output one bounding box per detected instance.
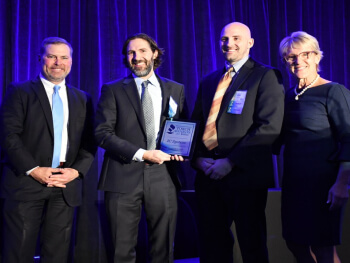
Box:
[0,0,349,262]
[1,0,349,110]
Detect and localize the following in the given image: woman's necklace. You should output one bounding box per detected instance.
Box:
[294,74,320,100]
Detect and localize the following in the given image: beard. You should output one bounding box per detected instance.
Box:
[129,58,154,77]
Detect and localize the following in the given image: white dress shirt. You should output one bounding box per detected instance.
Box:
[40,75,69,163]
[27,75,70,174]
[132,73,163,161]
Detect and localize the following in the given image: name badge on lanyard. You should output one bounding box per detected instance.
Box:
[227,90,247,114]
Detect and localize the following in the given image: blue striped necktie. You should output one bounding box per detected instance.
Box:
[52,85,64,167]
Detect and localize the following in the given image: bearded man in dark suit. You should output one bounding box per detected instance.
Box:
[95,33,186,263]
[0,37,95,263]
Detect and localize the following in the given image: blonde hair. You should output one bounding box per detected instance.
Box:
[279,31,323,71]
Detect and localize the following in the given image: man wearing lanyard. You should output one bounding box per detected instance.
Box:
[191,22,284,263]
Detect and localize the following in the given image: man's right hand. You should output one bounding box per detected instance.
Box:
[194,157,234,180]
[194,157,215,174]
[143,150,172,164]
[29,167,62,185]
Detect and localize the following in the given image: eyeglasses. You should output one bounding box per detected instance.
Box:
[284,51,316,63]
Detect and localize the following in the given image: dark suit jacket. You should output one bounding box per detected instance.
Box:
[95,74,186,193]
[191,57,284,188]
[0,77,96,207]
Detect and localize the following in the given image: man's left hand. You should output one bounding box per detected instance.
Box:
[206,158,234,180]
[170,155,185,161]
[47,168,80,188]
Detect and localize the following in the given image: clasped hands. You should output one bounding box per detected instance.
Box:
[195,157,234,180]
[143,150,184,164]
[30,167,80,188]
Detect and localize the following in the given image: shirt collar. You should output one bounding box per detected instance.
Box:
[225,55,250,73]
[39,73,66,89]
[133,72,158,87]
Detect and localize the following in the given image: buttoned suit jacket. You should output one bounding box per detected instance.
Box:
[0,77,96,206]
[95,74,186,193]
[191,57,285,188]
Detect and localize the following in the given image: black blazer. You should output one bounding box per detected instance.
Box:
[0,77,96,206]
[191,57,285,188]
[95,74,186,193]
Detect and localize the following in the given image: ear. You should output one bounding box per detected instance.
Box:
[248,38,254,48]
[315,54,321,64]
[153,50,158,60]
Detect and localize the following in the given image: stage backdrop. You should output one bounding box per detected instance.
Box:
[0,0,349,262]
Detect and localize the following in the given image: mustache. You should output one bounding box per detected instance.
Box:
[131,59,147,65]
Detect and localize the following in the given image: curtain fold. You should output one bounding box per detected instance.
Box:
[1,0,349,107]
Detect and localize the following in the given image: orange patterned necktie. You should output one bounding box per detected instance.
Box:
[202,67,234,150]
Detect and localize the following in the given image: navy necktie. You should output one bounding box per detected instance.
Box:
[52,85,64,167]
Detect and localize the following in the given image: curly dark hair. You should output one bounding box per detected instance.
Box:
[122,33,164,70]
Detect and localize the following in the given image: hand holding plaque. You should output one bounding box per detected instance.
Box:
[159,119,197,159]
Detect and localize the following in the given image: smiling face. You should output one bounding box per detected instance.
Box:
[126,38,158,79]
[285,43,320,80]
[40,43,72,84]
[220,22,254,64]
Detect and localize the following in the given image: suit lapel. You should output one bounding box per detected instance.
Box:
[204,70,225,118]
[158,75,172,124]
[121,74,172,135]
[218,59,254,119]
[31,77,54,137]
[122,75,147,134]
[67,84,83,144]
[66,85,75,161]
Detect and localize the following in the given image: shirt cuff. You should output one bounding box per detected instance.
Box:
[26,166,39,176]
[133,149,146,162]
